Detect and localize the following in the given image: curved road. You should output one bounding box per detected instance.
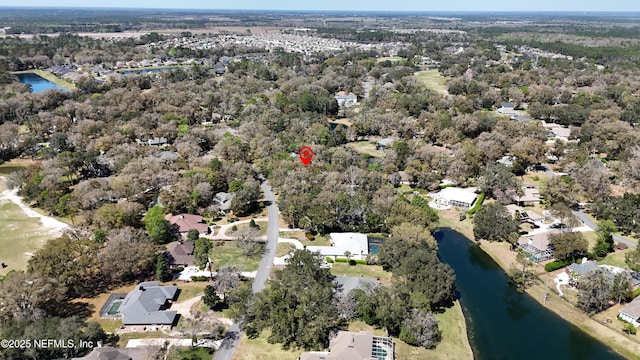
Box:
[213,179,280,360]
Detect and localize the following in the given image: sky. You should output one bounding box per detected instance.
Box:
[2,0,640,12]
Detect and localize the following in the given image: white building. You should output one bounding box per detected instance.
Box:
[335,92,358,108]
[307,233,369,261]
[433,187,478,209]
[620,295,640,327]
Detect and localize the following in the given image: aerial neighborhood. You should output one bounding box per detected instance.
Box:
[1,4,640,360]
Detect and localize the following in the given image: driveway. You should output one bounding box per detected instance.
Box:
[171,295,202,320]
[213,179,280,360]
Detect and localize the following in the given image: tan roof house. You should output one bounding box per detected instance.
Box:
[513,187,540,207]
[517,231,557,263]
[167,214,210,235]
[298,331,394,360]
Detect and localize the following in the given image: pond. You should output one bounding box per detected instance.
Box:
[436,228,623,360]
[17,73,66,93]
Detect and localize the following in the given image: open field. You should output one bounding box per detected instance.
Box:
[376,56,403,63]
[0,179,64,275]
[347,141,385,158]
[12,69,76,91]
[208,241,263,272]
[415,69,449,95]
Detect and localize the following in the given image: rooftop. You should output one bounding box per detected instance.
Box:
[307,232,369,258]
[119,282,178,326]
[167,213,209,234]
[621,294,640,320]
[436,187,478,205]
[166,241,195,266]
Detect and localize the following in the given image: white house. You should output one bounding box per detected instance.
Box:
[335,91,358,108]
[307,233,369,261]
[620,296,640,327]
[433,187,478,209]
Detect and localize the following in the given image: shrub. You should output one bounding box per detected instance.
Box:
[334,258,347,263]
[249,219,258,228]
[366,254,379,265]
[354,259,367,265]
[231,224,238,232]
[467,193,486,215]
[171,266,184,273]
[623,322,637,335]
[325,257,334,263]
[633,287,640,299]
[191,276,209,281]
[544,259,572,272]
[305,232,315,241]
[348,259,357,266]
[459,213,467,221]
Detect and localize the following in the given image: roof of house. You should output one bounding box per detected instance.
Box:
[567,261,599,276]
[166,241,195,266]
[213,192,235,211]
[377,138,394,147]
[307,233,369,257]
[77,347,149,360]
[621,295,640,320]
[167,214,209,234]
[514,188,540,203]
[299,331,377,360]
[518,232,553,251]
[436,187,478,205]
[119,282,178,326]
[147,137,168,145]
[550,127,572,138]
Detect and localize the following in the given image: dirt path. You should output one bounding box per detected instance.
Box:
[0,179,69,236]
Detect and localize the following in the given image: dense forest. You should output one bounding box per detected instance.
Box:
[0,10,640,359]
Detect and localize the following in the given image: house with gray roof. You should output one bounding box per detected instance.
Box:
[620,296,640,327]
[118,282,178,328]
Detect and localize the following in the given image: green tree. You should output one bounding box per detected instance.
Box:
[144,205,172,244]
[243,250,341,350]
[193,237,212,268]
[187,229,200,242]
[508,250,536,292]
[155,253,171,282]
[203,284,223,309]
[594,220,616,257]
[473,203,519,243]
[625,241,640,272]
[549,232,588,262]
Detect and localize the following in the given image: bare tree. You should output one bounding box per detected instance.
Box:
[235,228,262,257]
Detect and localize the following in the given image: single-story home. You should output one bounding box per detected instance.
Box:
[620,296,640,327]
[335,91,358,108]
[298,331,394,360]
[212,192,235,214]
[506,204,544,225]
[167,214,210,235]
[433,187,478,209]
[73,347,149,360]
[376,137,394,150]
[118,282,178,329]
[517,231,555,263]
[513,187,540,207]
[307,233,369,261]
[166,241,195,267]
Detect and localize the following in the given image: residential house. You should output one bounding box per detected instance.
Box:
[335,91,358,108]
[566,259,600,286]
[73,347,149,360]
[506,204,543,226]
[376,137,394,150]
[147,137,168,146]
[433,187,478,209]
[620,296,640,327]
[298,331,394,360]
[513,187,540,207]
[117,282,178,329]
[212,192,235,214]
[307,233,370,261]
[166,241,195,267]
[517,232,555,263]
[167,214,210,235]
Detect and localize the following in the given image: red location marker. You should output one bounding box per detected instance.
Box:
[299,146,314,166]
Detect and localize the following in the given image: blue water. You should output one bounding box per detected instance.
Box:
[368,244,379,255]
[17,73,66,93]
[436,228,623,360]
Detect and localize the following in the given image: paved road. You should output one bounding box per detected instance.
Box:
[572,210,637,248]
[213,179,280,360]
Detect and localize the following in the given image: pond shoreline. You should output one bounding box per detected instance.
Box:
[438,210,640,360]
[12,69,76,91]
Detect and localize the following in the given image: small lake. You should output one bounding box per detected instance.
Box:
[17,73,66,93]
[436,228,623,360]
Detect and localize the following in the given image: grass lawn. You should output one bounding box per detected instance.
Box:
[95,318,123,333]
[209,241,263,272]
[347,141,384,158]
[0,180,59,275]
[599,248,631,269]
[278,230,306,241]
[175,282,207,302]
[330,263,392,285]
[414,69,449,95]
[376,56,403,63]
[299,233,331,247]
[168,347,214,360]
[276,243,296,257]
[232,330,300,360]
[226,221,268,237]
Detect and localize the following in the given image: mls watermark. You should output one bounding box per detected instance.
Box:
[0,339,94,349]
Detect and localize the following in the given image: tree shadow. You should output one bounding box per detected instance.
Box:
[56,301,94,319]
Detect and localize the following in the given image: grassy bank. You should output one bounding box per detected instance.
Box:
[13,69,76,91]
[442,214,640,360]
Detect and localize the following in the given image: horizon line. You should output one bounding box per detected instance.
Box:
[1,6,639,13]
